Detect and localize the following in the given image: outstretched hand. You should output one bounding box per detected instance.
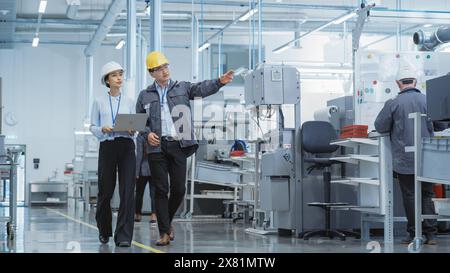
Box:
[219,70,234,85]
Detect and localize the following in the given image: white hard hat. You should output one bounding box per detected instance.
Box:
[396,62,418,81]
[101,61,124,85]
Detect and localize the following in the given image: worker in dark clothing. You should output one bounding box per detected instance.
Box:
[375,62,437,245]
[136,51,234,246]
[135,134,157,224]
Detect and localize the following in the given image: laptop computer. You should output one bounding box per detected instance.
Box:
[112,114,148,132]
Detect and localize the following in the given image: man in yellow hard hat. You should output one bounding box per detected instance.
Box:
[136,51,234,246]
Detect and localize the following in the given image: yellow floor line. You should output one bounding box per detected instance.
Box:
[45,207,164,253]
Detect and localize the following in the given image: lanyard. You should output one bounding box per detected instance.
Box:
[157,80,173,107]
[160,81,170,108]
[109,94,122,126]
[160,86,168,107]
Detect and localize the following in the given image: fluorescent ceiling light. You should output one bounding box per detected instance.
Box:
[332,12,357,24]
[38,1,48,14]
[198,42,211,52]
[107,33,126,37]
[74,131,92,135]
[239,8,258,22]
[273,45,290,54]
[32,37,39,47]
[115,39,125,49]
[423,24,433,28]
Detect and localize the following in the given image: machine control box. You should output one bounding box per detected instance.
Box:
[244,64,300,106]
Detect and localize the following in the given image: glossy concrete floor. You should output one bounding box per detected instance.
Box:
[1,206,450,253]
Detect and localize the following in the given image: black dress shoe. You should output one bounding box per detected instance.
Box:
[99,235,109,244]
[116,241,131,247]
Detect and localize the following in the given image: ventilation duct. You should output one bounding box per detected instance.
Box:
[414,27,450,51]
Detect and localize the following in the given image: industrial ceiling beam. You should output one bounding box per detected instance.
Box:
[158,0,354,11]
[150,0,162,52]
[84,0,125,57]
[126,0,136,82]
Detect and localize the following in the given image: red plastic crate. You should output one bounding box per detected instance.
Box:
[340,125,368,138]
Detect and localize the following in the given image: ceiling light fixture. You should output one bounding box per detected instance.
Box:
[38,0,48,14]
[238,8,258,22]
[115,39,125,49]
[273,45,290,54]
[198,42,211,52]
[32,36,40,47]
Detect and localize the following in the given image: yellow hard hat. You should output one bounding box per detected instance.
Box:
[146,51,169,70]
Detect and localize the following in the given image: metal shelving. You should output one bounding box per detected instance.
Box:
[330,135,394,248]
[182,152,256,220]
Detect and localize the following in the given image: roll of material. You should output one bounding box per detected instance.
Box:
[313,105,338,121]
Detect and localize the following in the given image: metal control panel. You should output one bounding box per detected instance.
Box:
[244,65,300,106]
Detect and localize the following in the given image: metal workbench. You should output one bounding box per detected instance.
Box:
[410,112,450,252]
[0,147,20,241]
[331,133,395,250]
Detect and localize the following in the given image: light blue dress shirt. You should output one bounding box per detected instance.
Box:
[90,92,136,142]
[155,80,177,137]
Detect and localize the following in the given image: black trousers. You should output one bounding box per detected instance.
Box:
[96,137,136,243]
[396,172,437,235]
[148,140,188,236]
[135,176,156,214]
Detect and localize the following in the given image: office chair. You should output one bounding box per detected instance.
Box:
[298,121,360,241]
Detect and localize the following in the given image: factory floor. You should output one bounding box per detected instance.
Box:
[1,206,450,253]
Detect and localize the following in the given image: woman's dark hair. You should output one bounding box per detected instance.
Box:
[104,75,110,88]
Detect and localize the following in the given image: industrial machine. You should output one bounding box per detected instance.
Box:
[244,64,302,235]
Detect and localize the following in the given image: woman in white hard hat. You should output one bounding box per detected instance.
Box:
[89,61,136,247]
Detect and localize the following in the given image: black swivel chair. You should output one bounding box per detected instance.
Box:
[299,121,360,241]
